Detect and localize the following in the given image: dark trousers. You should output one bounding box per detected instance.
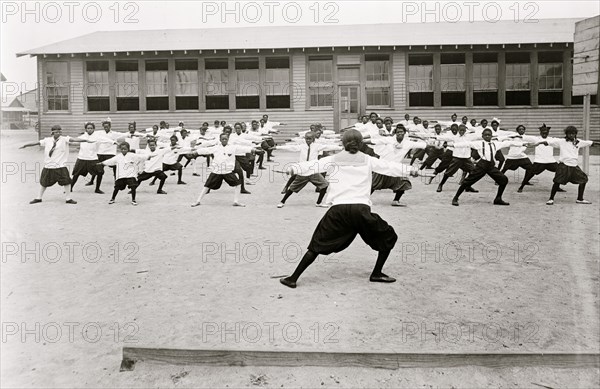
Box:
[457,159,508,200]
[421,147,444,169]
[434,149,453,174]
[463,160,508,187]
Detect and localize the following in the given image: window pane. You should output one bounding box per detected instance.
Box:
[46,62,68,111]
[146,70,168,96]
[441,64,465,91]
[473,63,498,90]
[538,63,563,91]
[409,65,433,92]
[309,58,333,84]
[175,70,198,95]
[506,64,530,90]
[116,71,139,96]
[205,69,229,95]
[310,87,333,107]
[236,69,259,96]
[266,68,289,95]
[367,88,390,106]
[409,92,433,106]
[409,54,433,65]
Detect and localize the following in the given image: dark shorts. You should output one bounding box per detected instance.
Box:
[163,162,182,171]
[114,177,139,191]
[307,204,398,255]
[72,158,103,177]
[530,162,558,175]
[553,163,588,185]
[40,167,72,187]
[288,173,329,192]
[138,170,167,182]
[371,173,412,192]
[204,172,240,190]
[503,158,533,171]
[97,154,115,163]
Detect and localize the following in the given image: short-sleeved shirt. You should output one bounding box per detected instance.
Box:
[40,136,71,168]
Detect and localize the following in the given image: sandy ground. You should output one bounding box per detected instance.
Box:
[1,129,599,388]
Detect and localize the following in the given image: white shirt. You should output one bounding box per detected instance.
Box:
[445,133,474,159]
[501,133,534,160]
[262,121,280,131]
[76,132,113,161]
[123,133,144,150]
[278,142,342,161]
[194,144,254,174]
[547,138,593,167]
[97,131,123,155]
[229,132,260,145]
[137,148,167,173]
[162,145,192,165]
[454,140,524,162]
[176,135,198,148]
[372,137,426,161]
[147,128,174,143]
[290,151,414,207]
[39,136,71,168]
[520,135,557,164]
[102,153,147,179]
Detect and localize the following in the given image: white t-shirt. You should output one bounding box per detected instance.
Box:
[97,131,122,155]
[290,151,414,207]
[547,138,593,167]
[194,144,254,174]
[102,153,147,179]
[40,136,71,168]
[76,132,114,161]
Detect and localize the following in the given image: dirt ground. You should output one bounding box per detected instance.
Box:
[1,129,599,388]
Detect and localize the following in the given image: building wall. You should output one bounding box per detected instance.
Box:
[37,49,600,141]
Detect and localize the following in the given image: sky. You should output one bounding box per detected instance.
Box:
[1,0,599,99]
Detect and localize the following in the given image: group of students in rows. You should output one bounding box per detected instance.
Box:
[21,112,596,208]
[344,112,598,206]
[20,115,281,205]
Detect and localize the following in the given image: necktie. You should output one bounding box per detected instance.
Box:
[488,143,494,162]
[49,138,58,157]
[306,144,311,161]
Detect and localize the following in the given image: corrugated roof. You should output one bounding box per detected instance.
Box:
[17,18,583,56]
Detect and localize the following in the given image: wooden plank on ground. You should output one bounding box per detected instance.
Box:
[120,347,600,372]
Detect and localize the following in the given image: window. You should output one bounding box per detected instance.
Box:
[45,62,69,111]
[146,60,168,110]
[235,58,259,109]
[266,57,290,109]
[506,52,530,105]
[473,53,498,106]
[365,54,390,107]
[309,57,333,107]
[205,58,229,110]
[572,94,598,105]
[538,51,563,105]
[115,61,139,111]
[85,61,109,111]
[175,60,199,110]
[408,55,433,107]
[441,53,465,106]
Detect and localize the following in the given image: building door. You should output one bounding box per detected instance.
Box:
[338,85,360,130]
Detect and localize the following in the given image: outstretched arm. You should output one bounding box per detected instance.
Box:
[20,141,41,149]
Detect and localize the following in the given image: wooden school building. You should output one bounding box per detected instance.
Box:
[17,18,600,139]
